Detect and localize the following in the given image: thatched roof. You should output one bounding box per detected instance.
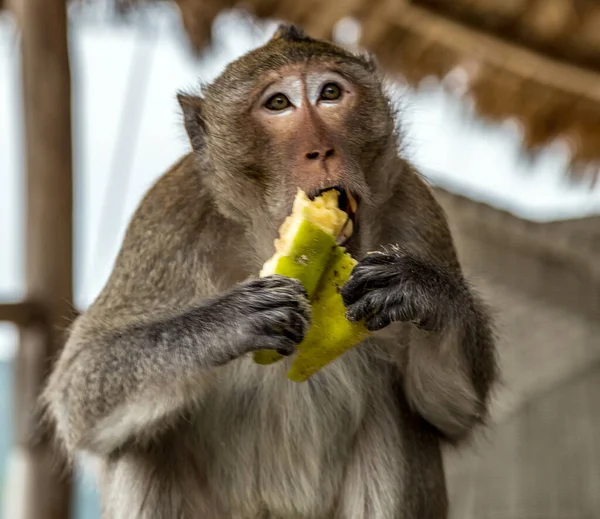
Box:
[163,0,600,180]
[420,0,600,71]
[4,0,600,178]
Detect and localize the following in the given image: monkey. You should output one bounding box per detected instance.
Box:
[41,24,498,519]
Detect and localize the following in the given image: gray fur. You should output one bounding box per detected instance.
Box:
[41,27,498,519]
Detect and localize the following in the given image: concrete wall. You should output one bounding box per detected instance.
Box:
[434,188,600,519]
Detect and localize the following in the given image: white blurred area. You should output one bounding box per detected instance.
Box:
[2,4,600,362]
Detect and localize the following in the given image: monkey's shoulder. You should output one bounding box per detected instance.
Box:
[121,154,236,249]
[133,154,210,226]
[94,154,244,311]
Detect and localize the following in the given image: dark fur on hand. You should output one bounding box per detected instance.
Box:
[341,246,472,333]
[220,275,311,357]
[340,244,497,443]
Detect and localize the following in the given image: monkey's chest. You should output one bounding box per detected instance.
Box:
[196,354,372,517]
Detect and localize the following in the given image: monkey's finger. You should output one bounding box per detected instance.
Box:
[345,298,369,322]
[340,268,392,306]
[345,291,381,322]
[356,252,397,267]
[365,303,415,330]
[295,297,312,322]
[243,276,308,300]
[249,336,297,356]
[275,337,297,356]
[365,312,392,331]
[282,311,310,344]
[245,288,308,313]
[250,274,304,291]
[258,308,308,344]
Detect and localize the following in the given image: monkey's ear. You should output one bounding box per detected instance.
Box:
[177,92,206,152]
[270,23,309,42]
[358,51,380,73]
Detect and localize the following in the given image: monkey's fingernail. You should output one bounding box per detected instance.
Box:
[346,308,360,322]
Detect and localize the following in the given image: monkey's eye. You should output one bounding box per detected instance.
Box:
[265,93,291,111]
[319,83,342,101]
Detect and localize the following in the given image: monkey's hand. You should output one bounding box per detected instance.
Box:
[340,248,497,442]
[221,275,311,358]
[41,275,310,457]
[340,248,467,332]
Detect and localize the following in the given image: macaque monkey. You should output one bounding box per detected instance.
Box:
[42,24,498,519]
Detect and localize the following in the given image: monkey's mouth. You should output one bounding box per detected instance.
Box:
[311,186,359,247]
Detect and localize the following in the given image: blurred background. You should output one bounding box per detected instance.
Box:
[1,0,599,518]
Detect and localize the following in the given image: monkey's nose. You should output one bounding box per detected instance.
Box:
[305,148,335,161]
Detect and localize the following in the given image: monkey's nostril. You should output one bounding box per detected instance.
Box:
[306,149,335,161]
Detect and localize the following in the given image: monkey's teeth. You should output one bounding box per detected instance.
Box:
[337,218,354,244]
[346,191,358,214]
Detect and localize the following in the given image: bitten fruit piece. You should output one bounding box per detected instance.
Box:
[259,188,348,296]
[252,188,370,379]
[286,246,370,382]
[253,188,349,366]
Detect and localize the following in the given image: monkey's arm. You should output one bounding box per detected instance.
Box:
[42,157,309,458]
[342,162,498,442]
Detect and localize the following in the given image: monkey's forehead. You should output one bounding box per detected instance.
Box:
[206,39,375,94]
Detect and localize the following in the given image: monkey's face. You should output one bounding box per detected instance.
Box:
[252,63,368,190]
[180,26,396,256]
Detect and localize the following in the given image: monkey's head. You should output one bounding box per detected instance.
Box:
[178,24,397,257]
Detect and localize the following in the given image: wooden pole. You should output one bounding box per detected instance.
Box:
[0,301,45,328]
[6,0,75,517]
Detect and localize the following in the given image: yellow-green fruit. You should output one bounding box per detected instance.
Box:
[252,188,370,378]
[253,189,350,366]
[287,245,370,382]
[252,220,337,366]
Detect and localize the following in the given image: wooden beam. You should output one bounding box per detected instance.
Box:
[412,0,600,74]
[7,0,75,517]
[0,301,45,327]
[7,0,24,29]
[405,3,600,102]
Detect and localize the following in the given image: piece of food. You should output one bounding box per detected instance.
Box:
[252,188,370,379]
[258,188,349,296]
[253,188,350,366]
[287,245,370,382]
